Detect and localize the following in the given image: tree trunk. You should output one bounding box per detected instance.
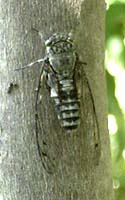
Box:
[0,0,113,200]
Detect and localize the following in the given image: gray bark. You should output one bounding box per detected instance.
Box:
[0,0,113,200]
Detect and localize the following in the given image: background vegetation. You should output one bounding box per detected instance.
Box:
[106,0,125,199]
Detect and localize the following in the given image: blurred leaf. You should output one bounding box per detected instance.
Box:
[106,4,125,39]
[106,2,125,199]
[106,4,125,68]
[106,71,125,160]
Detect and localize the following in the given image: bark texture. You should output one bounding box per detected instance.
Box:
[0,0,113,200]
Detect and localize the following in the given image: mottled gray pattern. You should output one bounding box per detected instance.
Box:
[45,33,80,130]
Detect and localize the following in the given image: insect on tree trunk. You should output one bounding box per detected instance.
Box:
[0,0,114,200]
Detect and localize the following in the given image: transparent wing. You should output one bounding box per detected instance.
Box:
[35,63,59,174]
[14,58,57,172]
[75,62,101,163]
[83,69,100,144]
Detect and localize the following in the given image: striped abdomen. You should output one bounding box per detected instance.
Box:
[57,79,80,130]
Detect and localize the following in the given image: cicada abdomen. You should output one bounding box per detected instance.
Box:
[55,78,80,130]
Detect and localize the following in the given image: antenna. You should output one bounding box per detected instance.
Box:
[14,57,48,71]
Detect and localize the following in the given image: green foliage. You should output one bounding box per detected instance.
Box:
[106,1,125,199]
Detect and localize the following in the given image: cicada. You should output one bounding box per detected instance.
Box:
[15,32,99,173]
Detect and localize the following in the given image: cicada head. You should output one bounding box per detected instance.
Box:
[45,33,76,79]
